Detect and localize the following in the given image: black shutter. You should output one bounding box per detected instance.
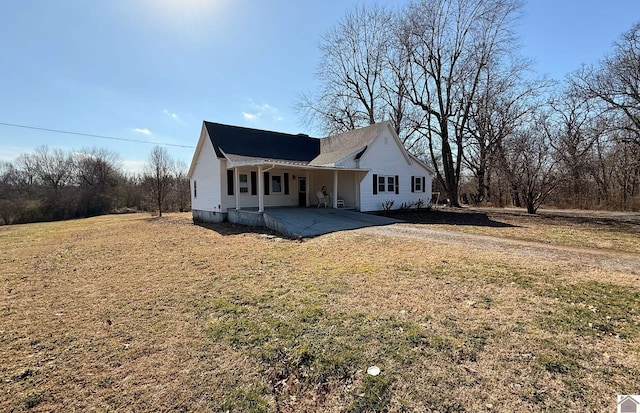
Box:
[411,176,415,192]
[263,172,270,195]
[284,173,289,195]
[227,170,234,196]
[372,174,378,194]
[395,175,399,194]
[251,171,257,195]
[422,176,426,192]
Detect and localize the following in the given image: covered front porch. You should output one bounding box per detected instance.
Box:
[224,159,368,212]
[228,206,400,238]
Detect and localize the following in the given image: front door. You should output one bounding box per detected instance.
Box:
[298,177,306,207]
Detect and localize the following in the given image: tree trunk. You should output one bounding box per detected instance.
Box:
[441,126,462,207]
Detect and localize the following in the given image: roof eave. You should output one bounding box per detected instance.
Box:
[187,122,209,178]
[226,159,368,172]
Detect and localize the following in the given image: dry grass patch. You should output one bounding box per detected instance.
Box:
[1,212,639,411]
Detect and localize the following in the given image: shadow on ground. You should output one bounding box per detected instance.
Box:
[144,215,285,238]
[195,221,283,237]
[390,208,518,228]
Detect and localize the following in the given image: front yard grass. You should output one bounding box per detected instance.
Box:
[1,211,638,411]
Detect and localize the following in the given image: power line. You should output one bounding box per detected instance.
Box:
[0,121,195,149]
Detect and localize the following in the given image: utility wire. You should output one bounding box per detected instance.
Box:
[0,121,195,149]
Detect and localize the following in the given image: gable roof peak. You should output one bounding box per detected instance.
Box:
[321,122,387,150]
[309,122,391,166]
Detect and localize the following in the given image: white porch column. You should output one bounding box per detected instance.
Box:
[258,166,264,212]
[234,167,240,210]
[333,170,338,208]
[304,171,312,206]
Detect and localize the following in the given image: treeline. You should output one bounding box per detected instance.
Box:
[300,0,640,212]
[0,145,190,225]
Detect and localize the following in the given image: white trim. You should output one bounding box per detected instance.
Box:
[187,124,210,178]
[234,167,240,210]
[270,174,283,193]
[414,176,422,192]
[223,154,369,173]
[258,166,264,212]
[238,173,249,194]
[377,175,396,193]
[333,170,338,208]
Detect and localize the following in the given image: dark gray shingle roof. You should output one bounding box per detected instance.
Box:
[204,122,320,162]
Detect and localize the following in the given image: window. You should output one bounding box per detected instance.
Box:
[378,175,395,193]
[193,181,197,198]
[271,175,282,193]
[239,174,248,193]
[387,176,395,192]
[378,176,385,193]
[412,176,426,193]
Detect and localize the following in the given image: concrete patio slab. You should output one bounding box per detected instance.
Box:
[262,207,401,238]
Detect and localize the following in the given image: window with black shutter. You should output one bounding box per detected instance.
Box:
[227,170,234,196]
[284,173,289,195]
[251,171,257,195]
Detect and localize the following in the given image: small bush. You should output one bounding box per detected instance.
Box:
[381,200,394,214]
[399,201,414,211]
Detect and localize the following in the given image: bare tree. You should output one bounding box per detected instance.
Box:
[0,162,17,224]
[399,0,522,207]
[607,131,640,209]
[172,161,191,212]
[33,146,75,193]
[298,5,395,136]
[143,146,174,217]
[31,146,77,220]
[14,153,39,191]
[299,3,433,159]
[572,22,640,146]
[76,148,122,217]
[548,91,601,208]
[502,114,563,213]
[465,56,550,203]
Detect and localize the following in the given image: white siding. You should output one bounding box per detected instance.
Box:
[190,136,222,212]
[358,126,433,212]
[309,170,361,208]
[189,122,432,214]
[222,168,299,210]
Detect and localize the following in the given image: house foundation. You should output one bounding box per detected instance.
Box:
[192,209,226,224]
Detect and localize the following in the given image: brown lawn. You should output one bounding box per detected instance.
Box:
[1,209,639,412]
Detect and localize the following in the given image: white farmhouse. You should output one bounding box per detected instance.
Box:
[188,121,433,223]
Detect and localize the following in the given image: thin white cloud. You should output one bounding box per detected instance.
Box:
[122,159,146,174]
[242,99,284,123]
[133,128,152,136]
[0,146,34,162]
[163,109,181,122]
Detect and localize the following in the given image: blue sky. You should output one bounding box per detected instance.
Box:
[0,0,638,172]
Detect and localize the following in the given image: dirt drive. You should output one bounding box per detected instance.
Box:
[363,212,640,280]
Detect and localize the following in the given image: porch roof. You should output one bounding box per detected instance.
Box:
[223,152,368,172]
